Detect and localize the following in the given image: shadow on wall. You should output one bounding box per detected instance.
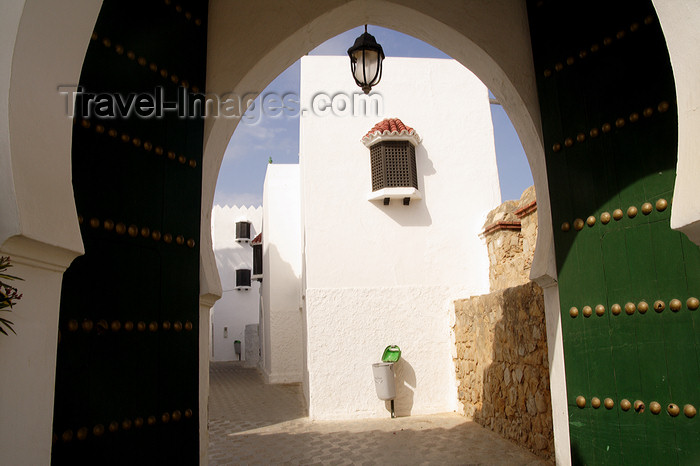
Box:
[454,281,554,463]
[261,243,302,381]
[373,199,433,227]
[214,247,253,289]
[372,145,434,227]
[388,358,416,417]
[477,284,553,460]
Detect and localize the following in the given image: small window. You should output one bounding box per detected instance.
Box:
[235,221,251,242]
[370,140,417,191]
[235,269,251,289]
[362,118,422,206]
[252,243,263,279]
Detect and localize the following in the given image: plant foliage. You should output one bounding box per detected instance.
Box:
[0,256,24,335]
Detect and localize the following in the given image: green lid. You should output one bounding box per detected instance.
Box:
[381,345,401,362]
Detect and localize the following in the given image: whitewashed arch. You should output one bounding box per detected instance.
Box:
[202,0,557,298]
[653,1,700,244]
[2,1,699,464]
[0,1,101,464]
[201,0,569,459]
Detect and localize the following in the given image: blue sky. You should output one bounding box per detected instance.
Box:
[214,26,533,207]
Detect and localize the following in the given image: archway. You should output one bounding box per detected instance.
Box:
[200,0,567,458]
[207,25,556,462]
[1,1,699,465]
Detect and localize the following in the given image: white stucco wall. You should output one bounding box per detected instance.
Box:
[0,2,98,460]
[0,254,70,465]
[300,56,501,419]
[261,165,303,383]
[210,205,262,361]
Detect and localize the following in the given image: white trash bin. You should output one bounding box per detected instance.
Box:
[372,362,396,400]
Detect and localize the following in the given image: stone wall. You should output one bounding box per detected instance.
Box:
[453,185,553,463]
[483,186,537,291]
[454,282,553,462]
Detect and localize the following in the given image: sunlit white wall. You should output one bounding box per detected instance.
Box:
[300,56,501,419]
[210,205,262,361]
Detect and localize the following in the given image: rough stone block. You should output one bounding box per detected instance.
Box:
[453,279,552,462]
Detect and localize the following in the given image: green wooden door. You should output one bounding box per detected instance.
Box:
[52,1,207,464]
[528,1,700,464]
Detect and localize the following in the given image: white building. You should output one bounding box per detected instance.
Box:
[260,56,501,420]
[210,205,262,362]
[259,165,304,383]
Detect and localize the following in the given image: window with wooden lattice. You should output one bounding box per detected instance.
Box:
[369,141,417,191]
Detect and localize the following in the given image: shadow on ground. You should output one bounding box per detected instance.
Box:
[210,418,546,465]
[209,361,307,434]
[208,362,545,465]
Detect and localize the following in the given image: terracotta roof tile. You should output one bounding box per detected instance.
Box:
[481,220,522,237]
[364,118,414,138]
[251,232,262,245]
[362,118,421,147]
[514,200,537,218]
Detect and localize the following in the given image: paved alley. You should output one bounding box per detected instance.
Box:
[208,362,547,465]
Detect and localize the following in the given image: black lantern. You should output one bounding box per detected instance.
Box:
[347,25,385,94]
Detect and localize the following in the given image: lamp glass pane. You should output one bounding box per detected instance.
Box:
[352,49,380,85]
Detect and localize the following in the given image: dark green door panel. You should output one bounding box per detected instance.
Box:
[528,1,700,464]
[52,1,206,464]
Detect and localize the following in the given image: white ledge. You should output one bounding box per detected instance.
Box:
[368,187,422,203]
[362,132,421,147]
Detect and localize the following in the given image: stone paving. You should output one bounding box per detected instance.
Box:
[208,361,547,465]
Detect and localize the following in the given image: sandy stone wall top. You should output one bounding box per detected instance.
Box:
[482,186,537,292]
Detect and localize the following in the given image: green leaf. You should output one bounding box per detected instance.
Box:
[0,317,16,335]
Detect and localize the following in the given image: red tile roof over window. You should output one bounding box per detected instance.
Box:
[362,118,421,147]
[364,118,414,138]
[251,232,262,245]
